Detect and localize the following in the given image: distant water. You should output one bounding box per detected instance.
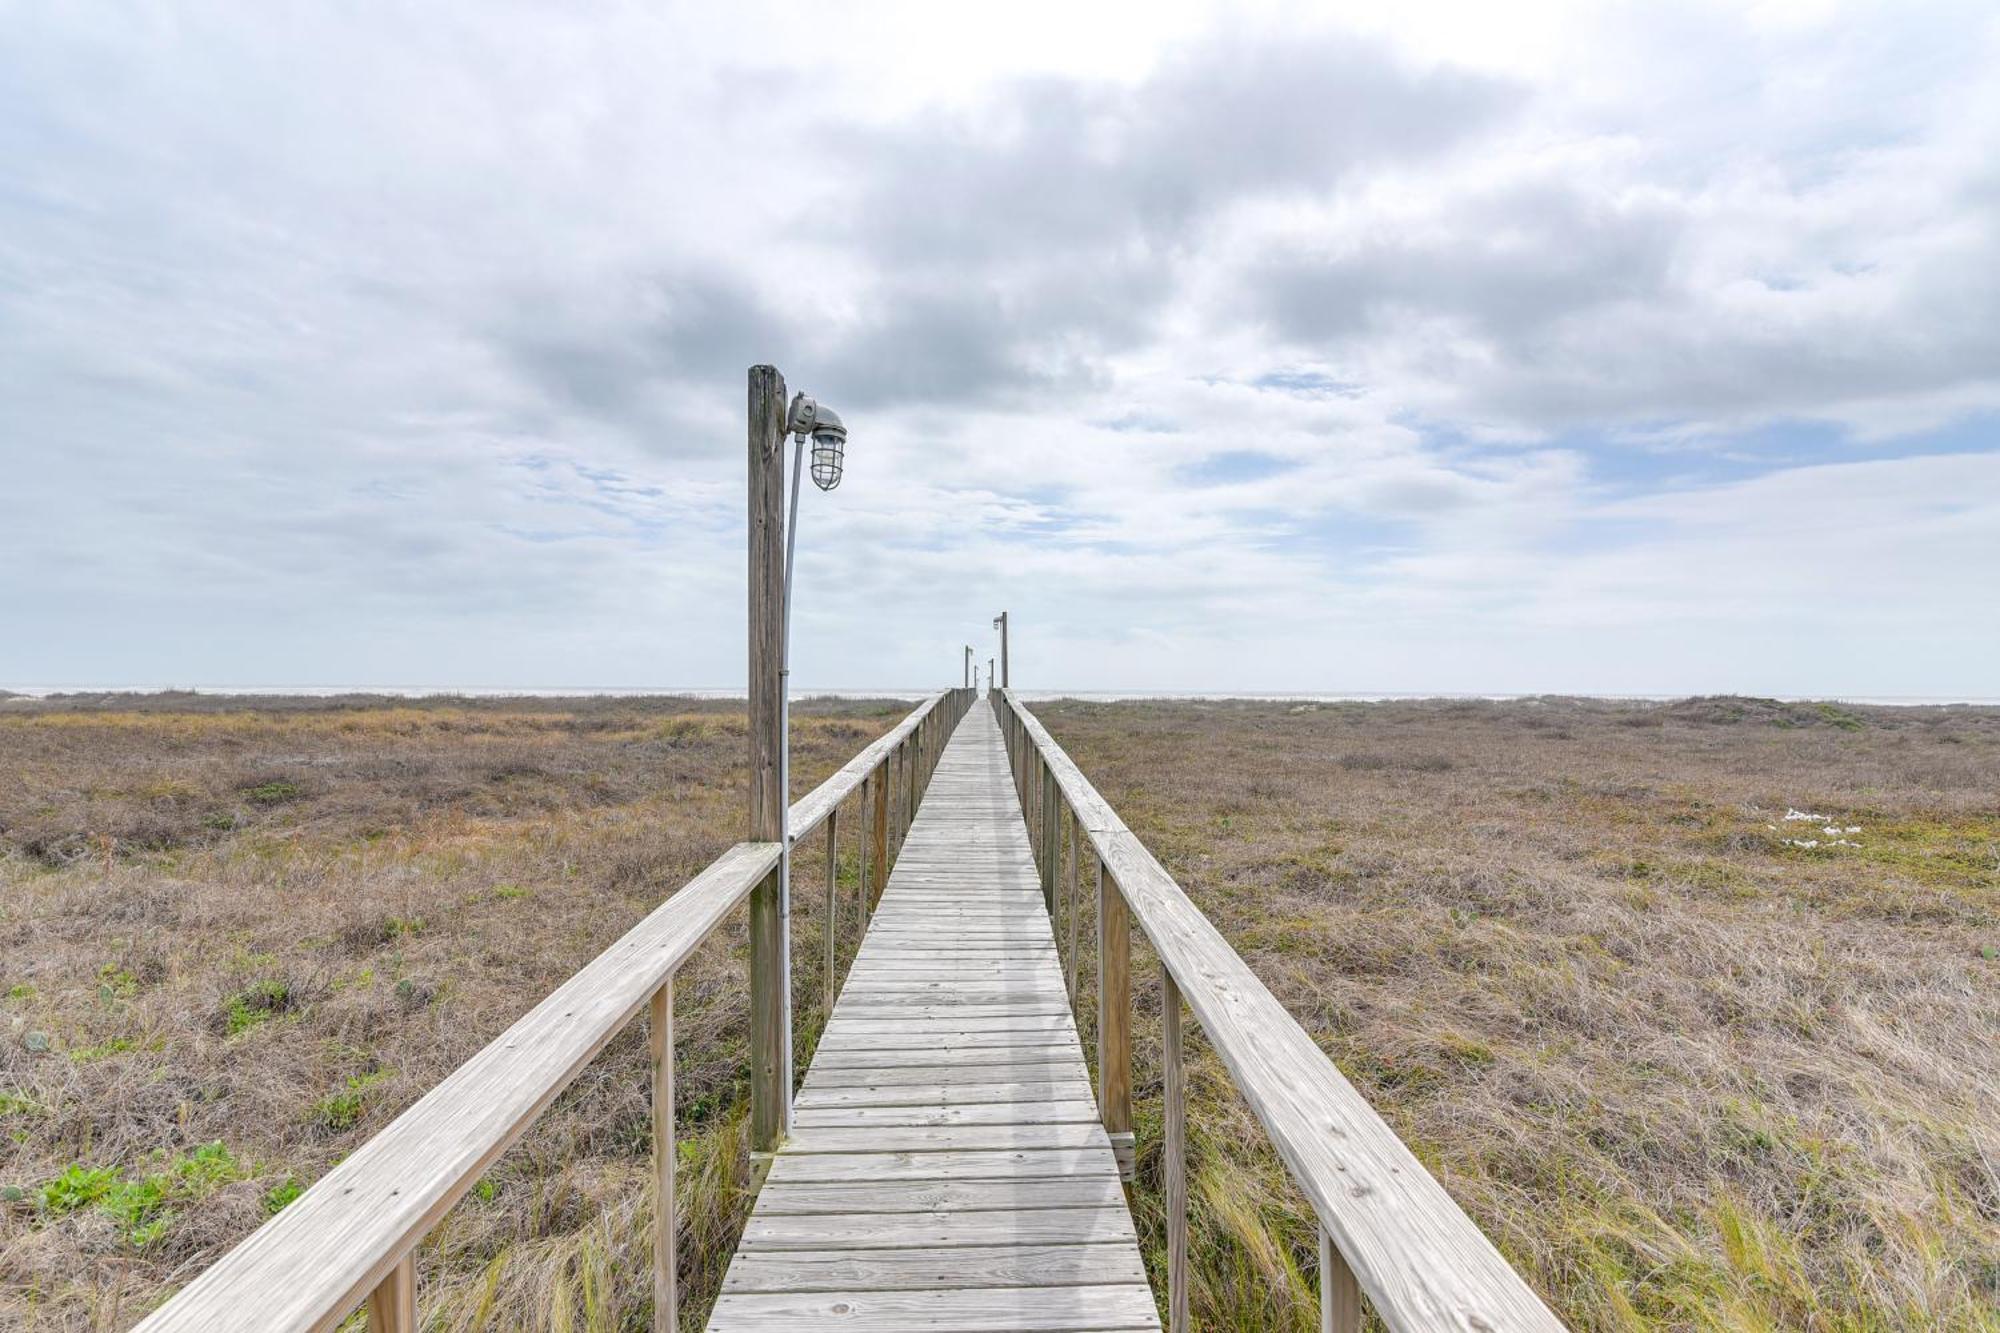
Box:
[5,684,1997,707]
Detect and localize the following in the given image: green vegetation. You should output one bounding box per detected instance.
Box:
[223,977,296,1035]
[35,1143,247,1248]
[312,1069,393,1132]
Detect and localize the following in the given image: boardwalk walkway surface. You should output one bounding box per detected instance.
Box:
[707,700,1160,1331]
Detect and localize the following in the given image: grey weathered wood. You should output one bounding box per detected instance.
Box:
[708,702,1156,1332]
[651,981,676,1333]
[748,364,788,1156]
[741,1203,1135,1250]
[871,760,889,911]
[1323,1225,1362,1333]
[1066,809,1082,999]
[997,691,1565,1333]
[824,808,838,1013]
[1097,856,1134,1177]
[708,1284,1159,1331]
[1039,756,1058,913]
[858,771,872,923]
[1163,967,1187,1333]
[752,1176,1127,1214]
[365,1256,415,1332]
[133,841,780,1333]
[724,1242,1144,1294]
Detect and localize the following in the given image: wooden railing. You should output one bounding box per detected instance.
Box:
[135,687,977,1333]
[993,690,1565,1333]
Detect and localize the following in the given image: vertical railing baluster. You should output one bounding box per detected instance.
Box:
[824,808,838,1013]
[1098,861,1134,1179]
[858,772,871,924]
[1163,965,1188,1333]
[366,1255,415,1332]
[1321,1227,1361,1333]
[871,758,889,907]
[1039,757,1057,915]
[650,979,676,1333]
[1067,820,1082,1001]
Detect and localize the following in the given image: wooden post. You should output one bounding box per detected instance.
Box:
[1058,806,1073,987]
[650,981,676,1333]
[366,1256,415,1332]
[747,364,788,1155]
[901,740,915,844]
[858,773,871,923]
[1097,860,1134,1178]
[871,759,889,905]
[1068,827,1083,1001]
[1164,966,1188,1333]
[1321,1228,1361,1333]
[1040,757,1058,916]
[824,809,838,1013]
[997,610,1009,687]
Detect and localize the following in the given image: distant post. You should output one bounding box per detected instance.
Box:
[746,365,788,1155]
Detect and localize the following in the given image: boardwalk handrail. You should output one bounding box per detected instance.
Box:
[137,687,975,1333]
[993,690,1565,1333]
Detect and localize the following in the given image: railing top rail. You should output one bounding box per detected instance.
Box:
[997,690,1563,1333]
[789,690,947,841]
[134,840,781,1333]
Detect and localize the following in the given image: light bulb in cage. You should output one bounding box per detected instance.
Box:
[785,393,847,492]
[809,406,845,491]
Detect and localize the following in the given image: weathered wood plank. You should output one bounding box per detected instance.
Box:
[707,1284,1161,1331]
[741,1205,1138,1251]
[752,1176,1127,1215]
[709,702,1154,1332]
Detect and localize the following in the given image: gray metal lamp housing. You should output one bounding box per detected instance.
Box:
[786,393,846,491]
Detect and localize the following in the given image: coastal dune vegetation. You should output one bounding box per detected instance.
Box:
[1,692,1995,1330]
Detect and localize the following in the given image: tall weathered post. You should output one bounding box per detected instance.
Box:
[747,365,788,1154]
[995,610,1010,687]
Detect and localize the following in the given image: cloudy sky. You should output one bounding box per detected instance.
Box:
[4,1,1997,696]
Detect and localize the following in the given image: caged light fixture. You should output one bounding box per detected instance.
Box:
[789,395,846,492]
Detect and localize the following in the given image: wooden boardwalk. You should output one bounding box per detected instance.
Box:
[707,701,1160,1331]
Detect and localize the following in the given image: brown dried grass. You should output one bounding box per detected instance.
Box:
[0,694,903,1331]
[1035,695,2000,1331]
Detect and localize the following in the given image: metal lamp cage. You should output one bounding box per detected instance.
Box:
[811,433,845,491]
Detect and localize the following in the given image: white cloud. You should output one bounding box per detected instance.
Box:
[2,1,1995,695]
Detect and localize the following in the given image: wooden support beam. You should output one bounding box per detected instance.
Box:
[1068,828,1083,1001]
[870,760,889,909]
[1322,1227,1361,1333]
[824,809,839,1014]
[1097,862,1134,1179]
[746,363,788,1154]
[1040,756,1058,915]
[858,773,871,924]
[365,1257,415,1332]
[651,981,677,1333]
[1164,967,1188,1333]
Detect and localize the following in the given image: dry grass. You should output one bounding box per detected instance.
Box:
[0,693,906,1332]
[6,692,1996,1331]
[1032,695,2000,1331]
